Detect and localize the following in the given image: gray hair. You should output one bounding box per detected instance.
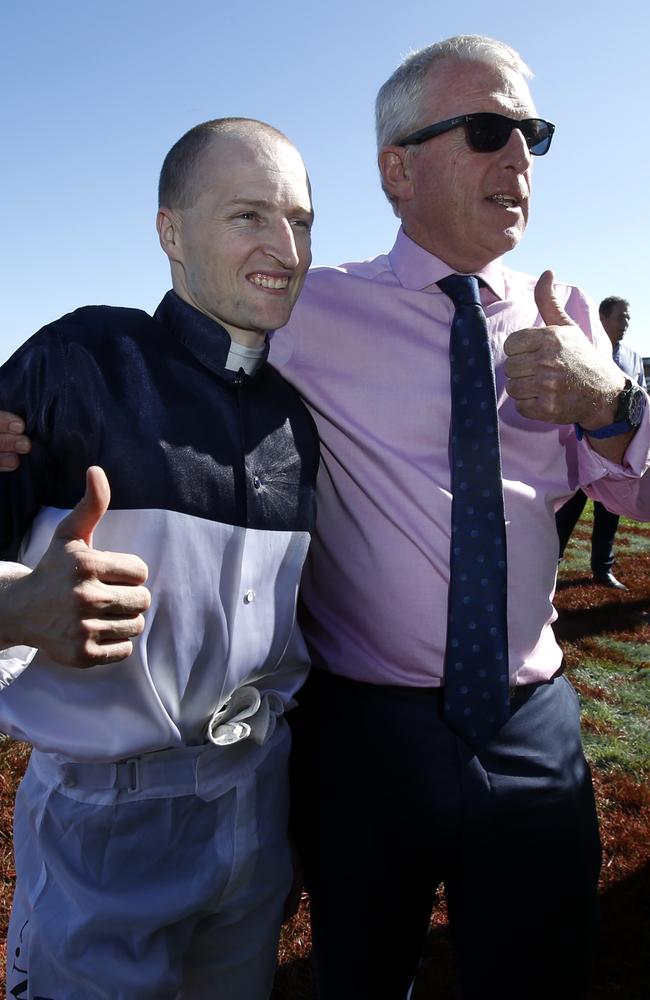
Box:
[375,35,533,152]
[375,36,533,211]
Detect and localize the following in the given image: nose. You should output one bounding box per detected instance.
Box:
[502,126,532,172]
[266,219,300,269]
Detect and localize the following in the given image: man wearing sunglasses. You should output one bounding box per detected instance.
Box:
[2,34,650,1000]
[275,35,649,1000]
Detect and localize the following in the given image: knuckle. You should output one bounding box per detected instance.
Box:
[76,638,131,667]
[78,618,96,639]
[104,642,132,663]
[73,581,101,608]
[81,637,99,660]
[70,551,95,580]
[131,556,149,582]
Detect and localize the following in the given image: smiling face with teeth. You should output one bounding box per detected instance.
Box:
[383,56,537,272]
[157,130,313,346]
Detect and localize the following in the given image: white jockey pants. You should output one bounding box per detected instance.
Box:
[6,724,291,1000]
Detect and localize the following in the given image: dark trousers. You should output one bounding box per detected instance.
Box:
[555,489,620,573]
[289,669,601,1000]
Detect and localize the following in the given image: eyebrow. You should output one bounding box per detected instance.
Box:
[225,197,313,217]
[224,198,272,209]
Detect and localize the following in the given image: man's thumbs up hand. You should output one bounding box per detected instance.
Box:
[533,269,574,328]
[503,270,625,427]
[1,467,150,667]
[54,465,111,549]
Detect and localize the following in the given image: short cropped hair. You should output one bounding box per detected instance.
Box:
[375,36,533,210]
[599,296,629,318]
[158,117,291,210]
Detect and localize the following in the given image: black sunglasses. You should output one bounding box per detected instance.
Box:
[397,112,555,156]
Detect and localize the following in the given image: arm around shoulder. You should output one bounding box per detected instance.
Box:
[0,412,30,470]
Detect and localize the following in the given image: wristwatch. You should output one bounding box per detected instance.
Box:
[575,379,647,440]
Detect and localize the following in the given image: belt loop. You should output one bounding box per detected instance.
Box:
[125,757,140,793]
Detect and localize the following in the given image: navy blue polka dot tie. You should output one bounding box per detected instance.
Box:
[437,273,510,748]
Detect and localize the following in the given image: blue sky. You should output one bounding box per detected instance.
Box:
[3,0,649,364]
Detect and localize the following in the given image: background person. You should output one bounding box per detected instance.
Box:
[0,118,318,1000]
[556,296,647,588]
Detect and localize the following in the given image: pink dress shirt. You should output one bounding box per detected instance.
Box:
[269,228,650,688]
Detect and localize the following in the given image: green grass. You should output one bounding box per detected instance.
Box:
[589,636,650,666]
[614,532,650,556]
[557,498,650,779]
[569,641,650,777]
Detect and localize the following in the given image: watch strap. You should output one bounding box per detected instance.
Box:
[574,419,635,441]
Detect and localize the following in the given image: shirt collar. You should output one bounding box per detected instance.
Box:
[153,290,269,379]
[387,226,506,301]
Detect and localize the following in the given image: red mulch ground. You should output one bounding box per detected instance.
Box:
[1,541,648,997]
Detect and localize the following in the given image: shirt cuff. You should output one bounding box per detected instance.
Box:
[0,561,37,688]
[0,645,37,689]
[577,404,650,482]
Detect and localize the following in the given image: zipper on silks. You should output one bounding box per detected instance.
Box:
[234,368,248,523]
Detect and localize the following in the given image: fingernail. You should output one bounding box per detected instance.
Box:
[9,421,24,432]
[16,440,31,454]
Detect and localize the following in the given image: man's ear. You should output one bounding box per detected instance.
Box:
[156,207,182,263]
[378,146,415,206]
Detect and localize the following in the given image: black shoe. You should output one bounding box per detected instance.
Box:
[593,571,628,590]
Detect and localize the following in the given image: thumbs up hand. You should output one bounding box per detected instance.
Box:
[54,464,112,549]
[1,467,150,667]
[503,270,626,428]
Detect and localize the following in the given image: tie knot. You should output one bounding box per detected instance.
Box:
[437,273,481,309]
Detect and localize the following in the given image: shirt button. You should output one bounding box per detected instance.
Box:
[252,475,262,490]
[243,589,256,604]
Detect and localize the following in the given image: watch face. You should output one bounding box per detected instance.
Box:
[615,381,646,428]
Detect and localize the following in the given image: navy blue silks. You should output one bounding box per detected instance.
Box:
[437,274,510,747]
